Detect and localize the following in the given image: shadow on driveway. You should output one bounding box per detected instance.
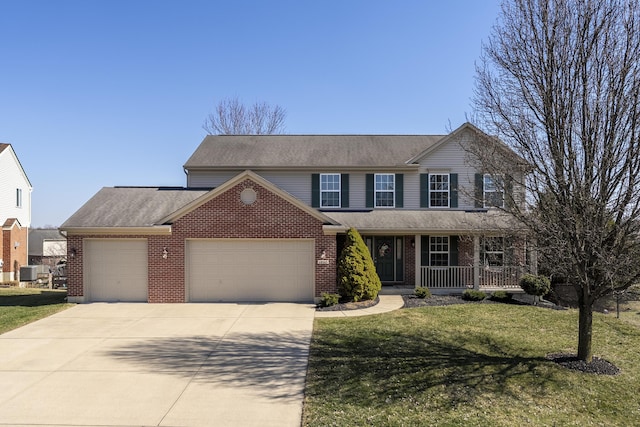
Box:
[105,330,311,400]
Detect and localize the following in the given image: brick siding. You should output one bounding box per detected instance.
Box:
[2,221,27,280]
[404,235,415,286]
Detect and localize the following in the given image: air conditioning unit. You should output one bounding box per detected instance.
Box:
[20,266,38,281]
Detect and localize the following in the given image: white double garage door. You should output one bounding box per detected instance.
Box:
[84,239,315,302]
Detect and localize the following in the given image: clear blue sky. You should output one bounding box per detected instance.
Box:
[0,0,501,227]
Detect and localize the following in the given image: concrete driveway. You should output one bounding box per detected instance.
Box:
[0,302,316,427]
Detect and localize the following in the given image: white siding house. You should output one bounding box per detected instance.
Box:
[0,144,32,281]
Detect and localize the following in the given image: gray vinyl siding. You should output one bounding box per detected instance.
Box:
[403,173,420,209]
[417,131,478,210]
[187,170,312,204]
[187,171,239,188]
[349,174,367,209]
[257,172,311,205]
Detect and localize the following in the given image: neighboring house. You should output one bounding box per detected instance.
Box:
[28,228,67,269]
[61,123,534,303]
[0,144,32,282]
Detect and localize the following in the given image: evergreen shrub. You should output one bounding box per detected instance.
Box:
[519,274,551,297]
[462,289,487,301]
[337,228,381,302]
[414,287,432,299]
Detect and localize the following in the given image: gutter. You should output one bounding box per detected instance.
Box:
[60,226,172,236]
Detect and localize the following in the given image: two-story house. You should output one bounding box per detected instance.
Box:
[61,123,533,303]
[0,144,32,282]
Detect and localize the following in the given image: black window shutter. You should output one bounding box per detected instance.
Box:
[475,173,484,208]
[341,174,349,208]
[450,173,458,208]
[420,173,429,208]
[366,174,374,208]
[449,236,459,266]
[421,235,429,266]
[311,174,320,208]
[395,174,404,208]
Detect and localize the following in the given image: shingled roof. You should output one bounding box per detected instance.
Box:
[60,187,209,229]
[183,135,445,170]
[325,210,525,233]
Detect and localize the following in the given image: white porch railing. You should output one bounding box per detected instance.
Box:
[421,266,474,289]
[420,266,529,290]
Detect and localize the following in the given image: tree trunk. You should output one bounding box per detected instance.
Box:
[577,297,593,363]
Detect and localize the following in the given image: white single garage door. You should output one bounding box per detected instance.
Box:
[84,239,148,302]
[187,239,315,302]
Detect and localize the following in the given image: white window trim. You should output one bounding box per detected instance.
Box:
[320,173,341,208]
[16,188,22,208]
[483,174,504,208]
[429,236,449,267]
[374,173,395,208]
[429,173,450,208]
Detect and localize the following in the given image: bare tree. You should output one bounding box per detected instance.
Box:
[472,0,640,362]
[203,97,287,135]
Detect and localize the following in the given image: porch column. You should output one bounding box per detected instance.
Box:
[473,235,480,290]
[414,234,421,287]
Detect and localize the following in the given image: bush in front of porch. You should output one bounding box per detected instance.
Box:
[338,228,381,302]
[520,274,551,304]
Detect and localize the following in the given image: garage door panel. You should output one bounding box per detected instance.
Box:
[85,240,148,302]
[188,240,314,302]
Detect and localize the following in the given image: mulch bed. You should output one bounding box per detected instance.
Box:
[315,297,379,311]
[545,353,620,375]
[317,293,621,375]
[403,294,502,308]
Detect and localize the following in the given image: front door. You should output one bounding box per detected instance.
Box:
[373,237,395,282]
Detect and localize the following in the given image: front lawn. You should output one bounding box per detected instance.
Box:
[303,304,640,426]
[0,288,73,334]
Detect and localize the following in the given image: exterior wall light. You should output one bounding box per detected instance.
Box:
[162,247,168,259]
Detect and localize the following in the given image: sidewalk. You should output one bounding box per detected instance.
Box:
[315,295,405,318]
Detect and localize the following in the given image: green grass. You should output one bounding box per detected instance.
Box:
[0,288,73,334]
[303,304,640,426]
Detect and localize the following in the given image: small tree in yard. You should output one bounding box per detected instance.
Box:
[338,228,381,302]
[520,274,551,304]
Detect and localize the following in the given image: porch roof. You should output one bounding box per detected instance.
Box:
[324,209,525,234]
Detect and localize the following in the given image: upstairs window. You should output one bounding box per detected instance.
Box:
[429,174,449,207]
[375,174,395,207]
[320,174,341,207]
[16,188,22,208]
[484,174,504,208]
